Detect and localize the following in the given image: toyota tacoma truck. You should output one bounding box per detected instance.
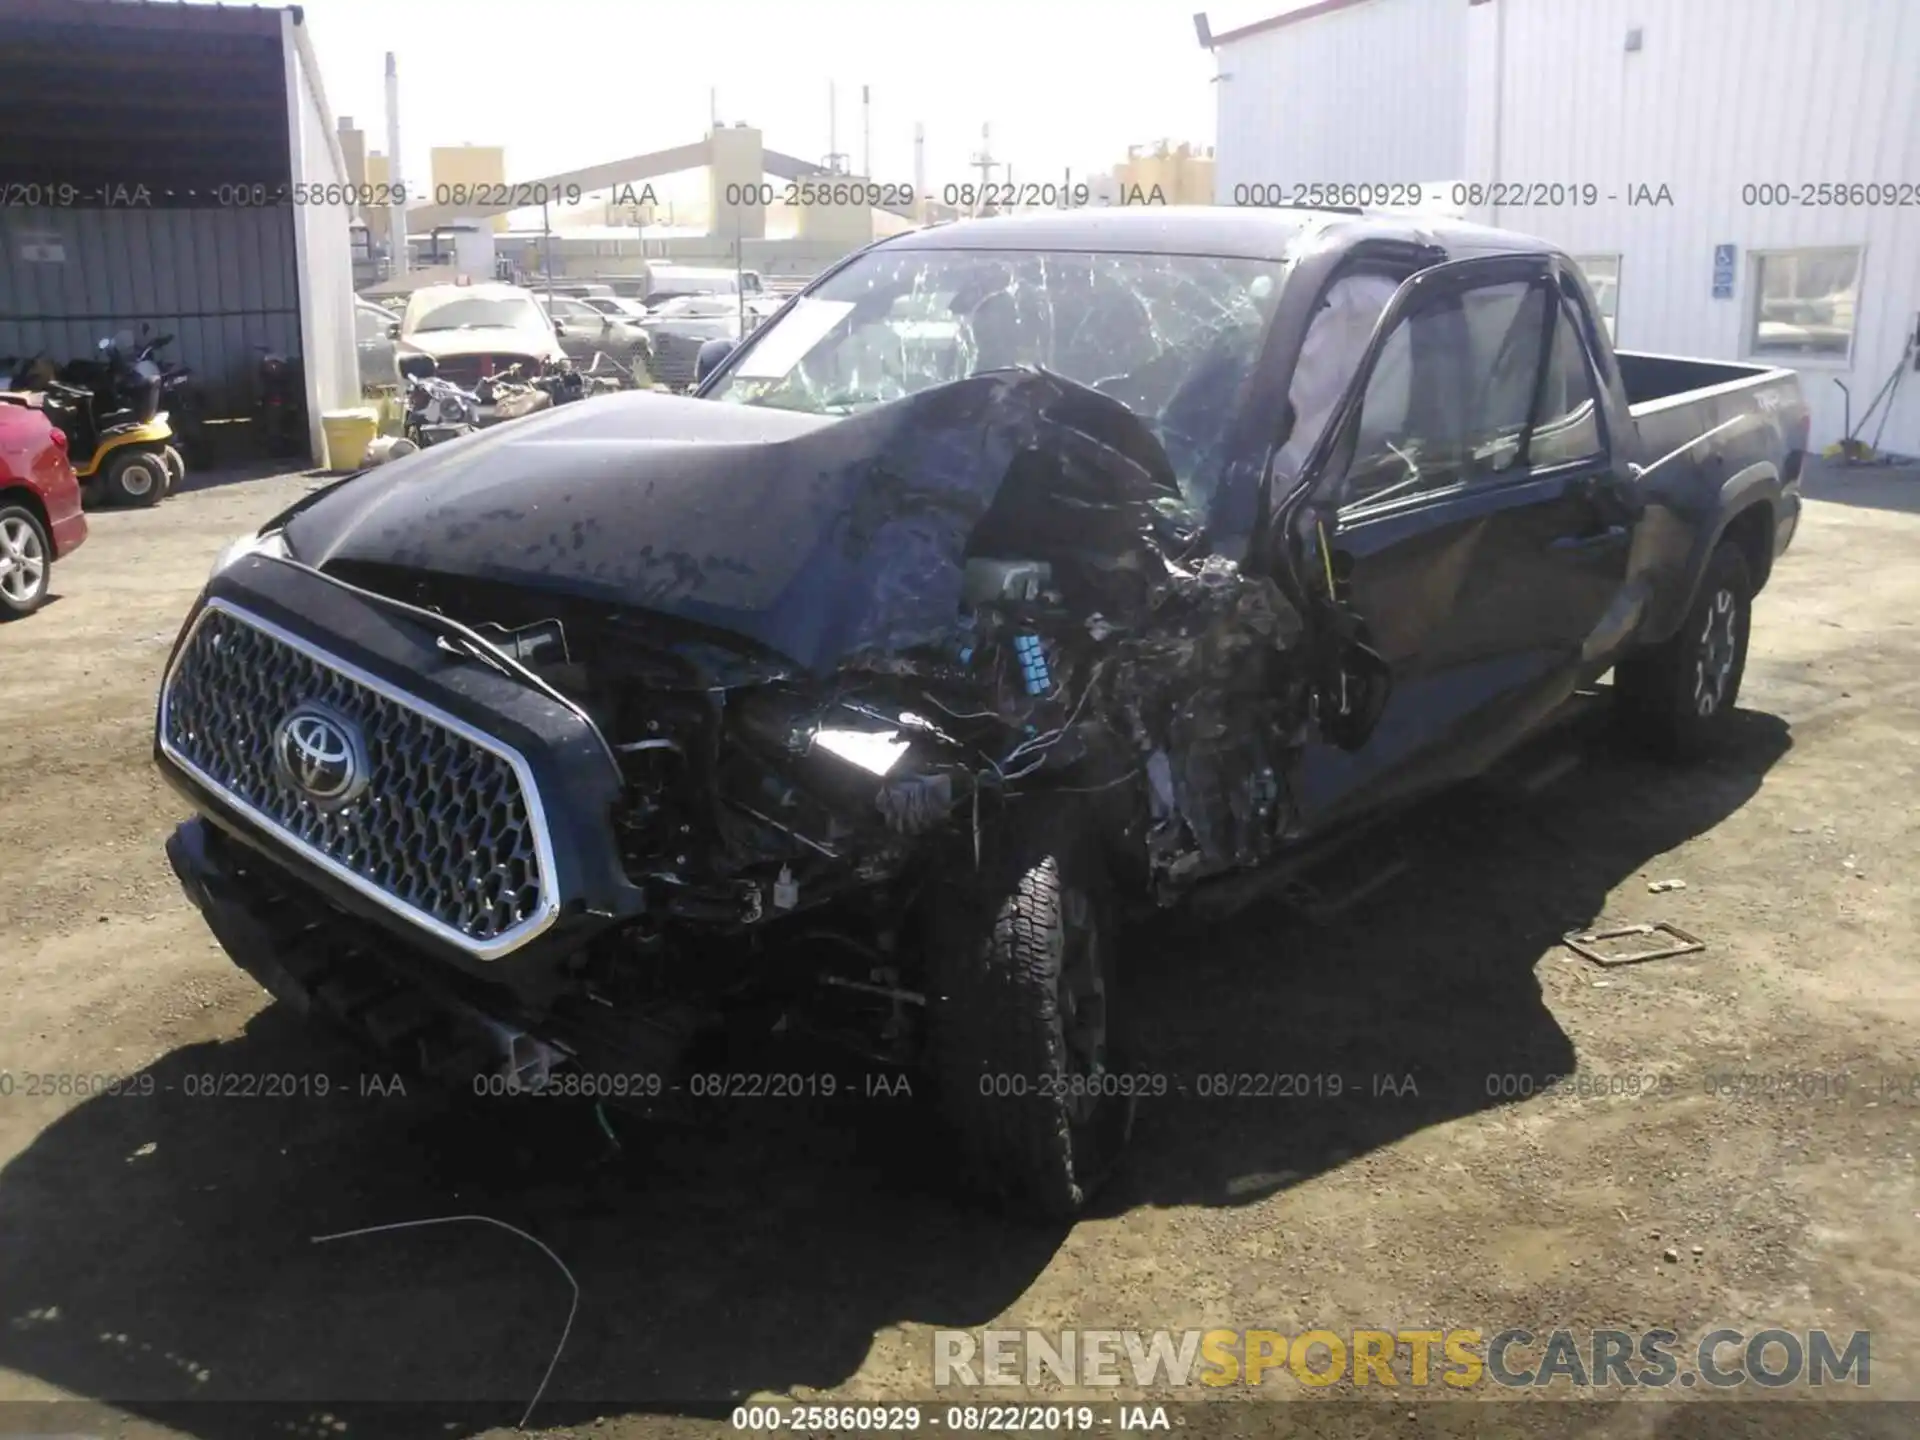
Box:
[157,208,1806,1216]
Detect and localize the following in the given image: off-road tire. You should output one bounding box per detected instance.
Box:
[924,800,1136,1219]
[1615,540,1753,760]
[103,448,166,508]
[0,504,52,619]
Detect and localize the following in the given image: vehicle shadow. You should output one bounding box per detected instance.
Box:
[0,707,1791,1438]
[1102,705,1791,1212]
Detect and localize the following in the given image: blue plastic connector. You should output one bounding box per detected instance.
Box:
[1014,633,1051,695]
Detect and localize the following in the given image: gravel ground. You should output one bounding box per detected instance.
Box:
[0,461,1914,1439]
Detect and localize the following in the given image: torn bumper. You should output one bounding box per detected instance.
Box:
[166,816,692,1087]
[167,816,324,1017]
[166,815,494,1064]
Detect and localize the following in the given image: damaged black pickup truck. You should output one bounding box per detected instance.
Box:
[157,208,1807,1216]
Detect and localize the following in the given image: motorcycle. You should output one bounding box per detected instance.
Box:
[135,328,201,481]
[400,356,482,448]
[472,363,551,421]
[256,346,307,459]
[0,354,55,391]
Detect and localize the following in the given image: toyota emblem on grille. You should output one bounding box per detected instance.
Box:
[273,704,368,806]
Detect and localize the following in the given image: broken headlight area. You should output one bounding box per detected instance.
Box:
[317,369,1321,943]
[410,573,1307,936]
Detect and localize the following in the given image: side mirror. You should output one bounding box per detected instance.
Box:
[695,337,736,384]
[552,321,568,336]
[398,354,437,381]
[387,322,401,339]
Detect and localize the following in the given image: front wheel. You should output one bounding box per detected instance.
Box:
[161,445,186,495]
[1614,540,1753,759]
[923,800,1136,1219]
[103,448,166,508]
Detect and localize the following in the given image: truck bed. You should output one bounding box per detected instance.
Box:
[1617,349,1785,412]
[1617,349,1806,488]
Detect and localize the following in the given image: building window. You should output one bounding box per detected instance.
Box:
[1573,256,1619,341]
[1749,247,1861,362]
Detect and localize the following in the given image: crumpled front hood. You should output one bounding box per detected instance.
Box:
[283,374,1180,674]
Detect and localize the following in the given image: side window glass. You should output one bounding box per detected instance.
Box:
[1459,282,1549,475]
[1530,298,1605,469]
[1337,279,1548,512]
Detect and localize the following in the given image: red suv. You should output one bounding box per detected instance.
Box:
[0,397,88,619]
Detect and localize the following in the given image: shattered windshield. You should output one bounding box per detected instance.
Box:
[706,248,1285,509]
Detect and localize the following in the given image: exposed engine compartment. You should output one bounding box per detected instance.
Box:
[309,370,1320,953]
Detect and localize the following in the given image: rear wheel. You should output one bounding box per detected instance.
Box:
[1615,540,1752,759]
[161,445,186,495]
[103,448,166,508]
[923,800,1136,1219]
[0,505,51,619]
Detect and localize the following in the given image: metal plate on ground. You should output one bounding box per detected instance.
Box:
[1562,921,1706,967]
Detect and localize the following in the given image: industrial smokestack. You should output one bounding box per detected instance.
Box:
[828,81,839,173]
[913,122,926,221]
[385,51,407,278]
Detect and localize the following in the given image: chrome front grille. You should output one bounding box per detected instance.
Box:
[158,600,558,958]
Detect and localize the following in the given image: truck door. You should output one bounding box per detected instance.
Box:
[1274,255,1635,829]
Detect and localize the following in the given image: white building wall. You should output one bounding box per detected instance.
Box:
[1212,0,1468,203]
[283,9,359,462]
[1464,0,1920,454]
[1216,0,1920,454]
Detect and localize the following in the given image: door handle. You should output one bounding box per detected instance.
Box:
[1549,524,1629,554]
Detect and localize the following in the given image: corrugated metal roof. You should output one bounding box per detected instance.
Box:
[1208,0,1387,48]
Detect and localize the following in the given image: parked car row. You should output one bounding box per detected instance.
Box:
[354,275,785,395]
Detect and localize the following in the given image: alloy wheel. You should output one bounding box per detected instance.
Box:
[0,516,47,605]
[1693,586,1741,715]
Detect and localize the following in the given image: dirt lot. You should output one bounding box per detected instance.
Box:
[0,463,1915,1439]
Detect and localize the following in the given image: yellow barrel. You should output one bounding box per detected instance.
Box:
[320,407,380,471]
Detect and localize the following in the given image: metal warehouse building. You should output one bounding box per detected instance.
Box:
[1207,0,1920,455]
[0,0,359,460]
